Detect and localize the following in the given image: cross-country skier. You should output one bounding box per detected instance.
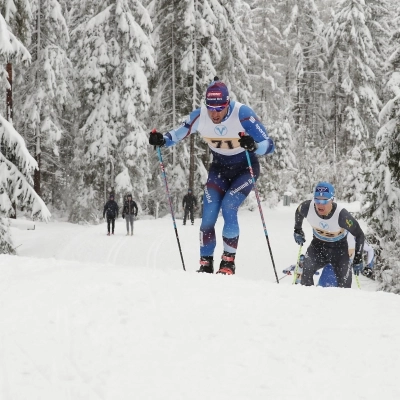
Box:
[282,254,320,284]
[122,194,138,236]
[293,181,365,288]
[182,188,197,226]
[283,254,305,284]
[103,193,119,236]
[318,234,375,286]
[149,77,275,274]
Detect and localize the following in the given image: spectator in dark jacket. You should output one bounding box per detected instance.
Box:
[122,194,138,236]
[103,193,119,235]
[182,188,197,225]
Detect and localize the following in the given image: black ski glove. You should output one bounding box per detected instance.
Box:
[149,130,166,147]
[293,228,306,245]
[362,267,373,278]
[352,253,364,275]
[238,134,258,152]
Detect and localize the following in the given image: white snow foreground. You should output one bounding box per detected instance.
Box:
[1,206,400,399]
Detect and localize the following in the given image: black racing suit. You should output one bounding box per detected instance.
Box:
[295,200,364,288]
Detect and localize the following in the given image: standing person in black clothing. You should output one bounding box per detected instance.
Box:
[182,188,197,225]
[103,193,119,236]
[293,181,365,288]
[122,194,138,236]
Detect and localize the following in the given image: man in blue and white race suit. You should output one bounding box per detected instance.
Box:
[149,77,274,274]
[293,181,365,288]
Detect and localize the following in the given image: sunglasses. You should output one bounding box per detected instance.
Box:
[205,102,229,112]
[314,198,333,205]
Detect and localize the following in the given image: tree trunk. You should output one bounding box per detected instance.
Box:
[6,63,13,121]
[34,150,41,196]
[189,0,198,191]
[6,62,17,218]
[34,0,42,197]
[171,25,176,167]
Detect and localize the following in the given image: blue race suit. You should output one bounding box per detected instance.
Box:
[162,101,274,257]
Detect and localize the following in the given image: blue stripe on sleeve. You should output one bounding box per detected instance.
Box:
[238,105,274,155]
[164,108,201,147]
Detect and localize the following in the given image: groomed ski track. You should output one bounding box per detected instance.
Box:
[1,202,396,400]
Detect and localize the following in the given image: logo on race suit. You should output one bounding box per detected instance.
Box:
[204,186,212,203]
[214,125,228,136]
[255,123,268,139]
[346,219,354,228]
[319,221,329,230]
[249,116,256,123]
[230,179,253,196]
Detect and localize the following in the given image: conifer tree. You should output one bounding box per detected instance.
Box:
[69,0,155,222]
[248,0,287,122]
[13,0,73,206]
[0,10,50,253]
[361,9,400,293]
[326,0,385,148]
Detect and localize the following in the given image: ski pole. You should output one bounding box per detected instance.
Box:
[278,272,292,281]
[354,274,361,289]
[239,132,279,284]
[151,130,186,271]
[292,244,303,285]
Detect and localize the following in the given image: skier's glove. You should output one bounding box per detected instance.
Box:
[149,130,165,147]
[352,253,363,275]
[352,262,363,276]
[293,228,306,245]
[238,134,258,152]
[362,267,373,278]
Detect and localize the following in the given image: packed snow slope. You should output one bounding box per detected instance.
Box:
[1,201,399,400]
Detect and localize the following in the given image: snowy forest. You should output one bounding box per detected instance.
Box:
[0,0,399,292]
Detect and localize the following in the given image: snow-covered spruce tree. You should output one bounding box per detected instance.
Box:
[256,117,297,206]
[215,0,253,105]
[0,0,32,47]
[324,0,391,202]
[293,125,334,199]
[0,0,32,119]
[274,0,331,200]
[361,11,400,293]
[68,0,155,222]
[326,0,385,151]
[0,14,50,253]
[247,0,287,123]
[12,0,73,207]
[280,0,327,135]
[146,0,195,217]
[341,147,364,202]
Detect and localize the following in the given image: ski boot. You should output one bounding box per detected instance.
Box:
[216,252,236,275]
[197,256,214,273]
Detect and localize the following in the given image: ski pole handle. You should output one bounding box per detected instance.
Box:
[151,128,158,150]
